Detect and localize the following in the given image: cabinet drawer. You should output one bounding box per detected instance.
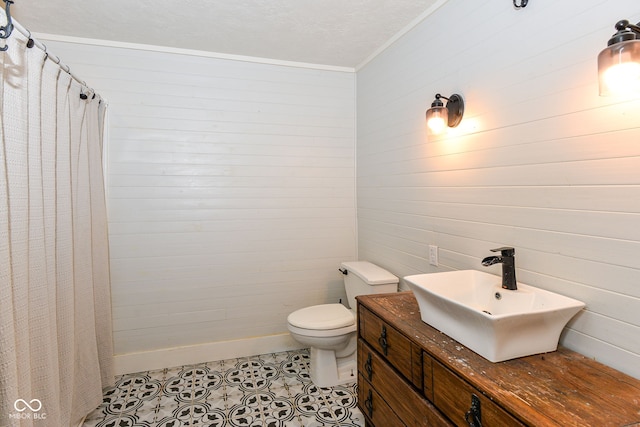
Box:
[358,306,422,388]
[358,340,454,427]
[433,360,525,427]
[358,373,406,427]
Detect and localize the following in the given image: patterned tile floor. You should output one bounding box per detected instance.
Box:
[82,349,364,427]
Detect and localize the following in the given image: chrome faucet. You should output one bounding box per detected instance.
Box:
[481,247,517,290]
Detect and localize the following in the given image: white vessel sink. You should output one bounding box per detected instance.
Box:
[404,270,585,362]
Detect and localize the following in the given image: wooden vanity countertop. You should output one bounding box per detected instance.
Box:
[357,292,640,427]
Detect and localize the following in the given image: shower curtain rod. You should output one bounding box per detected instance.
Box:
[1,4,99,101]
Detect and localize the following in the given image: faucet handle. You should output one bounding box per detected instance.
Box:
[490,247,515,256]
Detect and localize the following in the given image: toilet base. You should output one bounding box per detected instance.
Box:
[309,347,357,388]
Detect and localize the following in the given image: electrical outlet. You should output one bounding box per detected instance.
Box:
[428,245,439,266]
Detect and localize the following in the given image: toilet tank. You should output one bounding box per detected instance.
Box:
[340,261,399,309]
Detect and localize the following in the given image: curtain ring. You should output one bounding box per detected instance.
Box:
[80,84,93,101]
[26,29,34,48]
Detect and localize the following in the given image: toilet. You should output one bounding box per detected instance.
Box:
[287,261,398,387]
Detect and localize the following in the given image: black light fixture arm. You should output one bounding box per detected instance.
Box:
[435,93,452,102]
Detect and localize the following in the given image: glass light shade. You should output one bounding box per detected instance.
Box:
[598,39,640,96]
[426,106,448,134]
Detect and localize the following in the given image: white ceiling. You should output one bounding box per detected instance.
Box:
[12,0,444,69]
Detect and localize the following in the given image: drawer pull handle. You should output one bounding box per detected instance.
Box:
[365,353,373,380]
[364,389,374,418]
[465,394,482,427]
[378,325,388,356]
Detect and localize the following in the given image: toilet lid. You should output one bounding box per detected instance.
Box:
[288,304,355,330]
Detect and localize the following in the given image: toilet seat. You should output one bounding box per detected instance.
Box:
[287,304,356,337]
[288,303,354,329]
[287,322,356,338]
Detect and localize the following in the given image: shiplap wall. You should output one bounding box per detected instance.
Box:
[356,0,640,379]
[43,41,357,361]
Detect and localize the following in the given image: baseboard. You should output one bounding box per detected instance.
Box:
[113,333,304,375]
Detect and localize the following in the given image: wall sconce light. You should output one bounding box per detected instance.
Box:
[425,93,464,134]
[598,19,640,96]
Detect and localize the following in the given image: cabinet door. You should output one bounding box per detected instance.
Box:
[358,340,454,427]
[359,306,422,388]
[358,373,406,427]
[433,360,526,427]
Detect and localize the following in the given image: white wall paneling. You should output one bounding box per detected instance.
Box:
[356,0,640,379]
[43,41,357,369]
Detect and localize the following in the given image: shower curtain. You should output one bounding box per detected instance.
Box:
[0,23,114,427]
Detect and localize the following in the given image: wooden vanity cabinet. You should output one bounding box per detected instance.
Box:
[357,292,640,427]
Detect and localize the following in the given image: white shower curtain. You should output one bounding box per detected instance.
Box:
[0,24,114,427]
